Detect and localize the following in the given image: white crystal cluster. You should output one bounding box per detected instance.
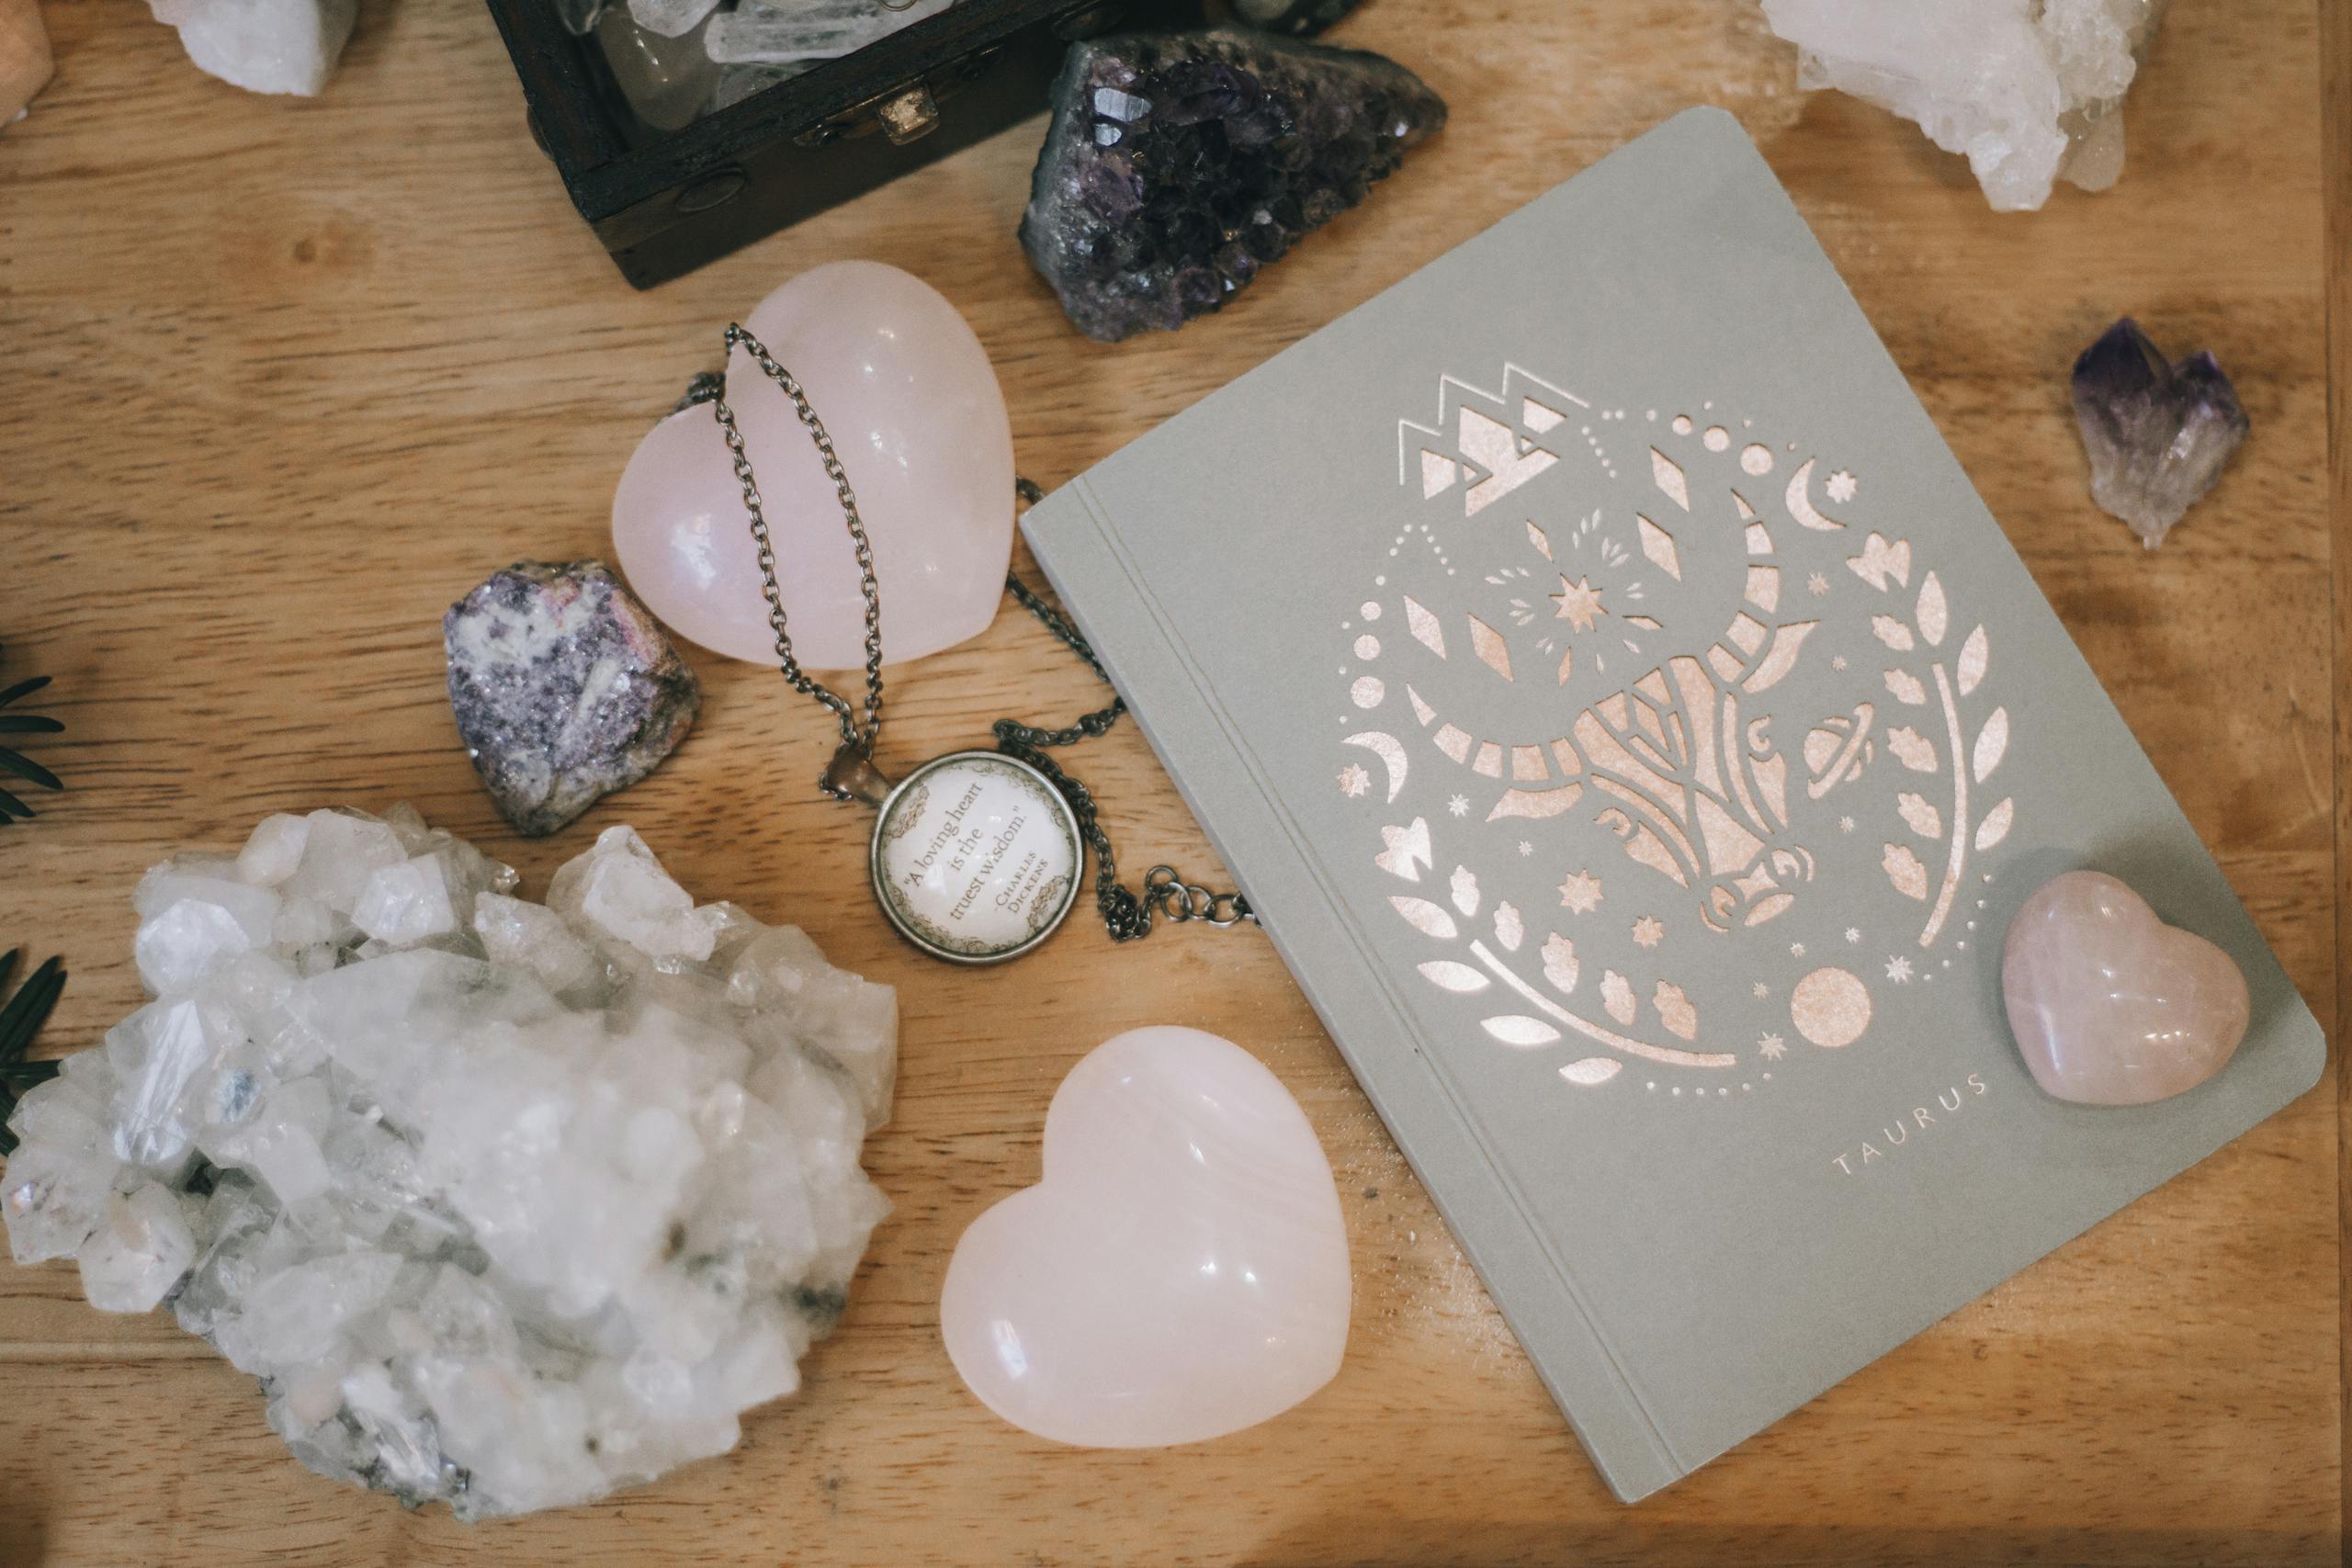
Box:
[571,0,961,130]
[1760,0,2171,211]
[2,807,897,1519]
[147,0,356,96]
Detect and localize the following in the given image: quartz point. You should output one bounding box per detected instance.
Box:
[627,0,717,39]
[598,5,722,130]
[2,807,898,1518]
[2070,317,2247,547]
[549,0,604,35]
[941,1026,1350,1447]
[712,59,811,110]
[2001,871,2248,1105]
[146,0,356,96]
[703,0,955,65]
[445,559,701,839]
[1020,29,1446,342]
[1760,0,2171,212]
[1230,0,1363,37]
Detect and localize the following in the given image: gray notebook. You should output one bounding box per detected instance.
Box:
[1020,107,2323,1501]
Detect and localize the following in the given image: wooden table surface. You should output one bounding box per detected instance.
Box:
[0,1,2341,1562]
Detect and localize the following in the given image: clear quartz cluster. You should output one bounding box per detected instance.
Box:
[1760,0,2172,212]
[2,807,897,1519]
[145,0,356,96]
[565,0,957,130]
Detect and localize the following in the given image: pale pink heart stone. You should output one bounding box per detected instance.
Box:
[611,260,1014,671]
[940,1026,1351,1448]
[2001,871,2250,1106]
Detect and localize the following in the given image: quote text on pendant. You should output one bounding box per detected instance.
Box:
[871,751,1083,964]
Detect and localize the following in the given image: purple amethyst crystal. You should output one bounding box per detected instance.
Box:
[2070,318,2249,548]
[1020,28,1445,342]
[445,560,700,837]
[1232,0,1365,37]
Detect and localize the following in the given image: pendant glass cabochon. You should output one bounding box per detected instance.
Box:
[871,751,1082,964]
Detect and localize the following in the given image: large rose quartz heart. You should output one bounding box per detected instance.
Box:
[940,1026,1351,1448]
[2002,871,2250,1105]
[612,260,1013,671]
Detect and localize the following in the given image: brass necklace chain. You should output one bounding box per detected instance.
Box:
[705,329,1256,942]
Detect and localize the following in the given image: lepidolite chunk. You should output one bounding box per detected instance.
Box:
[2069,318,2248,547]
[445,560,699,837]
[1020,29,1445,342]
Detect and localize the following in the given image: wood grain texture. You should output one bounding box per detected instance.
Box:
[0,1,2335,1562]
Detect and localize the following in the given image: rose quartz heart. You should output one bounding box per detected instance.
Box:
[612,260,1013,671]
[2001,871,2250,1105]
[940,1026,1351,1448]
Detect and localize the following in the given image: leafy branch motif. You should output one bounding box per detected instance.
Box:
[1865,569,2010,947]
[1396,849,1736,1089]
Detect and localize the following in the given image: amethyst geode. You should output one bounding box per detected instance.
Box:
[1020,29,1445,342]
[446,560,699,837]
[2070,318,2249,548]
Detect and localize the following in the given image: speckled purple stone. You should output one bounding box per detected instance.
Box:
[1019,29,1444,343]
[445,560,700,838]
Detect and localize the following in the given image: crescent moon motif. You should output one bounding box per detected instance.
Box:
[1784,458,1848,532]
[1343,731,1409,804]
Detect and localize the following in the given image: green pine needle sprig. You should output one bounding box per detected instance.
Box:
[0,643,65,825]
[0,949,66,1156]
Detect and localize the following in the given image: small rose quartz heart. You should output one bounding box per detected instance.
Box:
[611,260,1014,671]
[2002,871,2250,1105]
[940,1026,1351,1448]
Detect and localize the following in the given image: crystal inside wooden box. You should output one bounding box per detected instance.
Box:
[484,0,1204,288]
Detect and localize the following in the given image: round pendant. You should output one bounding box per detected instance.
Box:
[870,750,1084,964]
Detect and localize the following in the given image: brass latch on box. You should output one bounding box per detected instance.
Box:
[876,83,941,143]
[794,65,980,148]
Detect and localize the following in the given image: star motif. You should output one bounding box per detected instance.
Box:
[1807,570,1830,597]
[1631,915,1664,949]
[1557,868,1604,914]
[1885,955,1914,983]
[1790,942,1806,958]
[1447,793,1470,818]
[1831,654,1849,671]
[1838,815,1855,833]
[1826,469,1859,503]
[1338,764,1371,798]
[1517,840,1533,857]
[1549,574,1608,634]
[1752,981,1770,998]
[1844,927,1861,943]
[1758,1032,1788,1061]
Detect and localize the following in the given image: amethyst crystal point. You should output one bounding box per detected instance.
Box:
[446,561,700,838]
[1020,29,1445,342]
[2070,318,2249,547]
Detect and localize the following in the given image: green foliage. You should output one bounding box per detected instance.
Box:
[0,644,64,825]
[0,948,64,1156]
